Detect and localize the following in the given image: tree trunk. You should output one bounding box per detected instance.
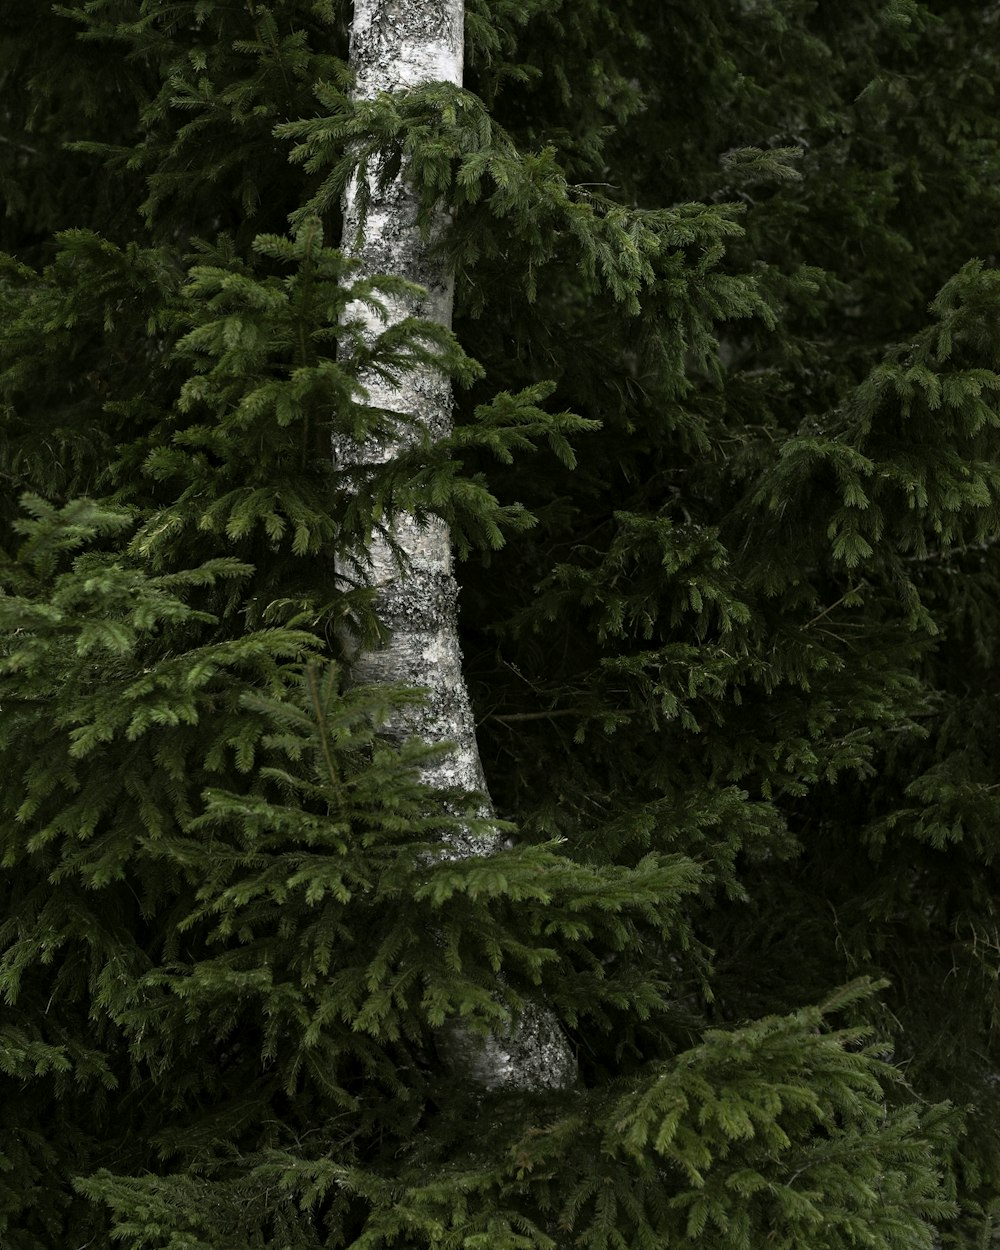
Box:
[338,0,575,1092]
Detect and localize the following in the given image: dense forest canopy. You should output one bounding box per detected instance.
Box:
[3,1,1000,1246]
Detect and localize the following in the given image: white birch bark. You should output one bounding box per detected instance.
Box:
[338,0,575,1092]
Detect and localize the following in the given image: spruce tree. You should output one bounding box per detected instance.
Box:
[1,2,999,1248]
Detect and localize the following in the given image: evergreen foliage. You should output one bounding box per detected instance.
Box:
[3,0,1000,1245]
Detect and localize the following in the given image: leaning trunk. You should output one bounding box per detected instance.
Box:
[338,0,575,1091]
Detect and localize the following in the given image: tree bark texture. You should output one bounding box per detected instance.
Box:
[339,0,575,1092]
[338,0,480,806]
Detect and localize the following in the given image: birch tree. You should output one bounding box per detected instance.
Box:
[337,0,575,1091]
